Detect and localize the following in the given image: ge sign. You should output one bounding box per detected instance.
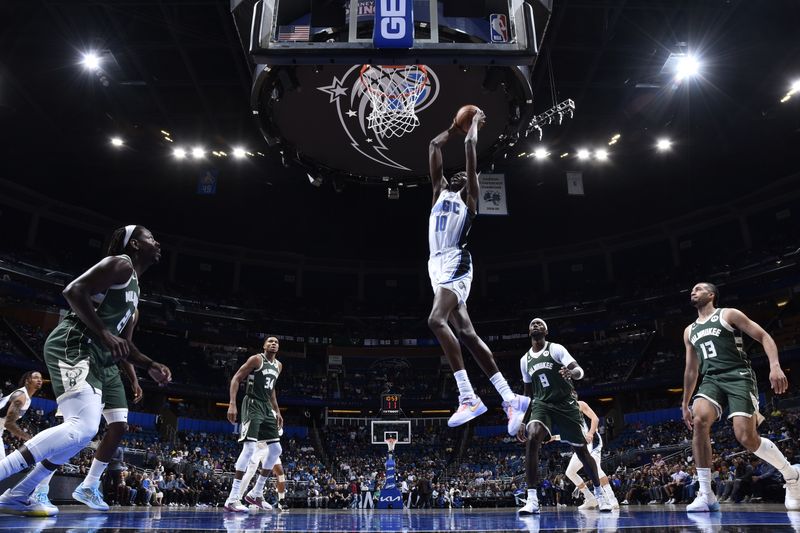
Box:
[374,0,414,49]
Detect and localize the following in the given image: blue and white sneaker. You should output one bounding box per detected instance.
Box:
[0,489,58,517]
[72,482,110,511]
[32,488,59,516]
[686,492,720,512]
[504,394,532,436]
[447,395,488,427]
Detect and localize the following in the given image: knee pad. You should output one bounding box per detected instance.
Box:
[235,441,257,472]
[565,457,583,486]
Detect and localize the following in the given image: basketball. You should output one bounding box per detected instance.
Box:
[454,104,484,134]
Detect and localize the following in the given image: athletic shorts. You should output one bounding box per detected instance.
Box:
[692,368,762,423]
[44,320,109,401]
[239,396,280,443]
[525,399,586,446]
[101,365,129,421]
[428,248,473,305]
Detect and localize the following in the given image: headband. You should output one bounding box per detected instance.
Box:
[529,317,548,331]
[122,225,137,248]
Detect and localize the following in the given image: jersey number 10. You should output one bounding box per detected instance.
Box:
[434,215,448,232]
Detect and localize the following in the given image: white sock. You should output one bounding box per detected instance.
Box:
[250,475,267,496]
[35,471,56,495]
[84,459,109,488]
[489,372,516,403]
[278,491,285,501]
[10,463,55,498]
[453,370,475,399]
[0,450,29,481]
[527,488,538,502]
[754,437,799,481]
[697,467,713,496]
[580,487,594,501]
[229,479,242,501]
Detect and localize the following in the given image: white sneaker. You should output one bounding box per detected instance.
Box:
[224,498,249,513]
[686,492,720,512]
[0,489,58,517]
[596,491,612,512]
[31,488,59,516]
[783,465,800,510]
[244,493,273,510]
[578,495,598,510]
[72,483,110,511]
[447,395,487,427]
[517,498,539,515]
[503,394,532,436]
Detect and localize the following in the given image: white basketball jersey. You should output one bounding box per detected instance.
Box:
[0,387,31,431]
[428,190,474,256]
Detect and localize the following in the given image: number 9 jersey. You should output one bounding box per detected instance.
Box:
[520,342,578,404]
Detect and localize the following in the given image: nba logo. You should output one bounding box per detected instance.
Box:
[490,14,509,43]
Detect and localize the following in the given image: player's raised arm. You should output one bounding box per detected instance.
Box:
[429,124,455,205]
[681,325,700,430]
[463,108,485,212]
[723,308,788,394]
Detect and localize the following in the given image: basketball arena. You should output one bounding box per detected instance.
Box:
[1,1,800,531]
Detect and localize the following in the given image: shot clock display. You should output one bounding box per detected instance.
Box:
[381,394,402,416]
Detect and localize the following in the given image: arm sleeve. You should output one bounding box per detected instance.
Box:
[520,356,531,383]
[550,343,577,367]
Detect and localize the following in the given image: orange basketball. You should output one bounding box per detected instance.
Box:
[454,105,483,134]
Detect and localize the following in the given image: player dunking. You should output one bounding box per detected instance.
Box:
[0,225,171,517]
[564,396,619,510]
[681,282,800,512]
[516,318,612,514]
[427,108,530,433]
[224,337,284,512]
[0,372,44,460]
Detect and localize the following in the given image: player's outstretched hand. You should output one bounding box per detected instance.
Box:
[148,362,172,386]
[681,405,693,431]
[227,405,238,424]
[768,365,789,394]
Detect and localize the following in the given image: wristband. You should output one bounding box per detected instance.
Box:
[571,366,585,380]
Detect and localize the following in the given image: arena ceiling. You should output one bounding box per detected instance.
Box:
[1,0,799,260]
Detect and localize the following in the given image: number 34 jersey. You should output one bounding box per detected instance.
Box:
[689,308,751,377]
[519,341,578,404]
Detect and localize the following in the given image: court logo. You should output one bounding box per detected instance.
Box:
[317,65,440,171]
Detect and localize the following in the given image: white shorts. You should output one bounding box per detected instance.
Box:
[428,249,473,305]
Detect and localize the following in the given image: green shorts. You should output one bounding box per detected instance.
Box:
[693,369,761,423]
[101,365,128,412]
[239,396,280,443]
[525,398,586,446]
[44,320,111,401]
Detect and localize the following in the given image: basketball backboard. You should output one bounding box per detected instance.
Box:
[370,419,411,446]
[231,0,553,183]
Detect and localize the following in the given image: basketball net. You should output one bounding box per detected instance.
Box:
[360,65,428,139]
[385,437,397,453]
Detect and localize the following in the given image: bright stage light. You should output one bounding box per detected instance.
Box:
[173,148,187,159]
[533,148,549,160]
[595,149,609,161]
[656,138,672,151]
[232,147,247,159]
[675,55,700,81]
[577,149,591,160]
[191,147,205,159]
[110,137,123,147]
[81,52,101,71]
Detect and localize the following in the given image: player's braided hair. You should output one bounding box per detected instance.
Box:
[107,225,143,256]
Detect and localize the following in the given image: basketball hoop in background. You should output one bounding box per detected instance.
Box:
[385,437,397,453]
[360,65,428,138]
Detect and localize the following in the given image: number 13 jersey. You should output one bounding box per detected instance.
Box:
[689,308,751,376]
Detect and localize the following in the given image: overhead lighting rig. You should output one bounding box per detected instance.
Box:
[525,99,575,141]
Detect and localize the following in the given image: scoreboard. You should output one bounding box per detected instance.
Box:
[381,393,402,416]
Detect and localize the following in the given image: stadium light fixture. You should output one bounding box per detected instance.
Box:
[81,52,101,71]
[110,137,124,147]
[577,148,591,160]
[595,149,609,161]
[675,54,701,81]
[533,148,549,160]
[780,79,800,103]
[173,148,187,159]
[191,147,205,159]
[232,147,247,159]
[656,138,672,151]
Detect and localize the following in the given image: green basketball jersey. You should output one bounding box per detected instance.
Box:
[522,342,576,403]
[689,308,750,376]
[245,354,280,403]
[60,255,140,361]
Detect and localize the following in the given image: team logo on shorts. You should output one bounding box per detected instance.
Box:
[58,359,89,391]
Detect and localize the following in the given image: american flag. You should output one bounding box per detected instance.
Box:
[277,25,310,42]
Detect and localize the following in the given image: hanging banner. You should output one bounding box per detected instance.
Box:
[477,173,508,215]
[566,171,584,196]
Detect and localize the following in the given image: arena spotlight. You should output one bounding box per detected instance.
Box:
[81,52,101,71]
[191,147,205,159]
[173,148,187,159]
[781,79,800,103]
[533,148,549,160]
[656,138,673,151]
[675,54,701,81]
[110,137,124,147]
[577,148,591,160]
[595,149,609,161]
[232,147,247,159]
